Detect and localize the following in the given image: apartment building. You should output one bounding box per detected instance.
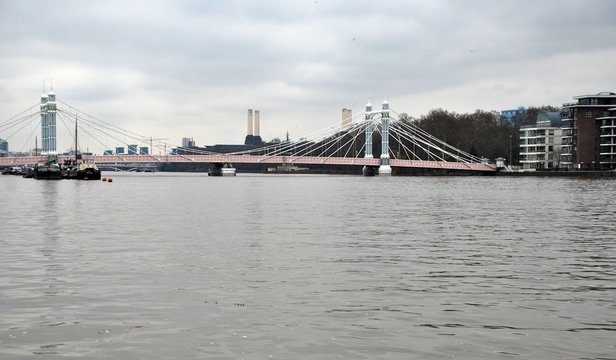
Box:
[561,92,616,170]
[519,112,563,170]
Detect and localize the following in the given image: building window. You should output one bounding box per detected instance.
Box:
[586,111,592,118]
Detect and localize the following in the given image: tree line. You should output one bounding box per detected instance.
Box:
[400,105,560,164]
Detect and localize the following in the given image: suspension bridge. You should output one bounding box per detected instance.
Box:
[0,92,496,175]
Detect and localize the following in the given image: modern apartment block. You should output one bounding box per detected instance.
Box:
[182,137,195,148]
[0,138,8,157]
[598,106,616,169]
[519,112,563,170]
[561,92,616,170]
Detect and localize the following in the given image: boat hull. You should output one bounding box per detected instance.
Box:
[33,164,63,180]
[69,164,102,180]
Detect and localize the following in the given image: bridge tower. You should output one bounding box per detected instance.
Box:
[364,100,373,159]
[378,98,392,175]
[362,100,377,176]
[40,90,57,155]
[40,93,48,154]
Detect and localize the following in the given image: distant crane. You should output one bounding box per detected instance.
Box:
[147,137,170,155]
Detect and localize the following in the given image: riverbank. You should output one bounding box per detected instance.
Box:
[498,170,616,178]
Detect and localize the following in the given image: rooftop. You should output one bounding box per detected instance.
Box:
[573,91,616,99]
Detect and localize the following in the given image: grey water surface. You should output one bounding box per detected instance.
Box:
[1,173,615,359]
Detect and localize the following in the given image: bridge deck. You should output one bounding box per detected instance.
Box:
[0,155,496,171]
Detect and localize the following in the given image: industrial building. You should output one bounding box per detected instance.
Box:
[244,109,263,146]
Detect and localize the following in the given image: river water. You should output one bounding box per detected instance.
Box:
[0,173,615,359]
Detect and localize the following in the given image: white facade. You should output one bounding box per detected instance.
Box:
[519,120,563,171]
[597,107,616,169]
[40,91,58,155]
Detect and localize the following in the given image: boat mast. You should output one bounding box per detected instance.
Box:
[75,115,78,161]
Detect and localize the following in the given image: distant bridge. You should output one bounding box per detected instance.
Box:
[1,94,497,175]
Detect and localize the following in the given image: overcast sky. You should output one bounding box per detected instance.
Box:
[1,0,615,152]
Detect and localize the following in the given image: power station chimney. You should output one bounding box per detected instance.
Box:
[245,108,263,146]
[342,108,352,128]
[254,110,260,136]
[247,109,254,136]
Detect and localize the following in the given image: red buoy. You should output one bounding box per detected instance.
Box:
[102,178,107,182]
[107,178,113,183]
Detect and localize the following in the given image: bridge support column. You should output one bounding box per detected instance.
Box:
[364,101,373,159]
[363,100,374,176]
[378,98,392,175]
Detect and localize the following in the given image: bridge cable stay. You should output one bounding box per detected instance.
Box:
[1,111,42,155]
[389,121,460,162]
[390,109,484,163]
[57,110,123,153]
[390,124,415,161]
[57,108,158,152]
[394,120,479,162]
[57,99,149,142]
[313,123,367,160]
[57,99,176,156]
[261,120,366,161]
[388,121,456,162]
[57,106,180,157]
[256,119,366,160]
[390,120,476,164]
[56,111,116,154]
[57,110,143,151]
[389,126,449,162]
[0,109,41,133]
[257,113,367,160]
[0,102,40,127]
[222,109,370,157]
[13,116,42,156]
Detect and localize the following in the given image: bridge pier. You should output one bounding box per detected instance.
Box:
[208,163,236,176]
[362,166,377,176]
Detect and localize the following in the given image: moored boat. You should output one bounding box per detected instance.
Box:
[69,160,101,180]
[33,160,63,180]
[63,117,102,180]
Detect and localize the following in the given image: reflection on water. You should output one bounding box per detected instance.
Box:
[1,173,615,359]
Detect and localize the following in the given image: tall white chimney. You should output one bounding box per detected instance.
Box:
[342,108,352,128]
[254,110,260,136]
[247,109,253,136]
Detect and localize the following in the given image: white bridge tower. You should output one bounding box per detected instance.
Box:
[363,98,392,176]
[40,90,57,155]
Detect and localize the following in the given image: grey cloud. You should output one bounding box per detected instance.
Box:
[1,0,615,149]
